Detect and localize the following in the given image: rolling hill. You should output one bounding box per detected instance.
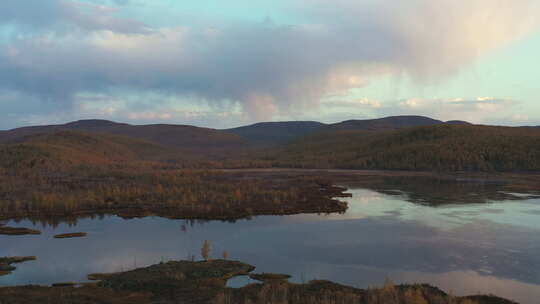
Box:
[225,121,326,145]
[0,120,246,156]
[0,116,472,150]
[324,115,444,131]
[3,116,539,172]
[262,124,540,172]
[224,116,470,145]
[0,131,199,170]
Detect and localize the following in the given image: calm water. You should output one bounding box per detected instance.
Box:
[2,185,540,304]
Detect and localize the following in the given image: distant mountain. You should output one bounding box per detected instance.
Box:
[64,119,130,129]
[224,116,468,145]
[324,115,444,131]
[0,120,246,155]
[0,116,473,153]
[445,120,472,125]
[226,121,326,145]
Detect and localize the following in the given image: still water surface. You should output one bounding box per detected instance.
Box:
[2,186,540,304]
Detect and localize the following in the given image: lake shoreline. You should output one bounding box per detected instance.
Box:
[0,177,350,223]
[2,169,539,224]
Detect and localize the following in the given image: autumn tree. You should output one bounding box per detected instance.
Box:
[201,240,211,261]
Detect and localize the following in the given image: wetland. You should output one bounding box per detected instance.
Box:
[2,172,540,303]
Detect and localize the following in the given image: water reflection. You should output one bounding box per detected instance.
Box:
[1,186,540,304]
[345,176,540,206]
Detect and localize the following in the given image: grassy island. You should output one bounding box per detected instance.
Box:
[0,259,517,304]
[0,256,36,276]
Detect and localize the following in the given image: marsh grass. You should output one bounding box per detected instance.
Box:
[216,280,507,304]
[0,260,515,304]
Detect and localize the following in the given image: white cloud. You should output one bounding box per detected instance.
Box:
[391,97,518,123]
[323,98,381,109]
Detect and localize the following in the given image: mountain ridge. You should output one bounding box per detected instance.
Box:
[225,115,477,145]
[3,116,540,172]
[4,116,460,147]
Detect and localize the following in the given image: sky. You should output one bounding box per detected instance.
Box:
[1,0,540,129]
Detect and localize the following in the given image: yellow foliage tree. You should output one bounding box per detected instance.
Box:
[201,240,211,261]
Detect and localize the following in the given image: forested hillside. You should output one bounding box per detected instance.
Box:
[224,116,464,145]
[2,118,540,173]
[0,120,246,156]
[324,115,444,131]
[261,124,540,172]
[0,131,201,170]
[226,121,326,145]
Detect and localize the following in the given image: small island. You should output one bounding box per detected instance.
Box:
[53,232,88,239]
[0,256,37,276]
[0,224,41,236]
[0,259,517,304]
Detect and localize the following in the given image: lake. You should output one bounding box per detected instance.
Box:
[2,182,540,304]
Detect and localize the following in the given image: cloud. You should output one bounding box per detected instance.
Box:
[1,91,244,130]
[323,98,381,109]
[0,0,539,124]
[0,0,147,33]
[387,97,519,123]
[313,96,521,125]
[300,0,540,76]
[398,97,516,111]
